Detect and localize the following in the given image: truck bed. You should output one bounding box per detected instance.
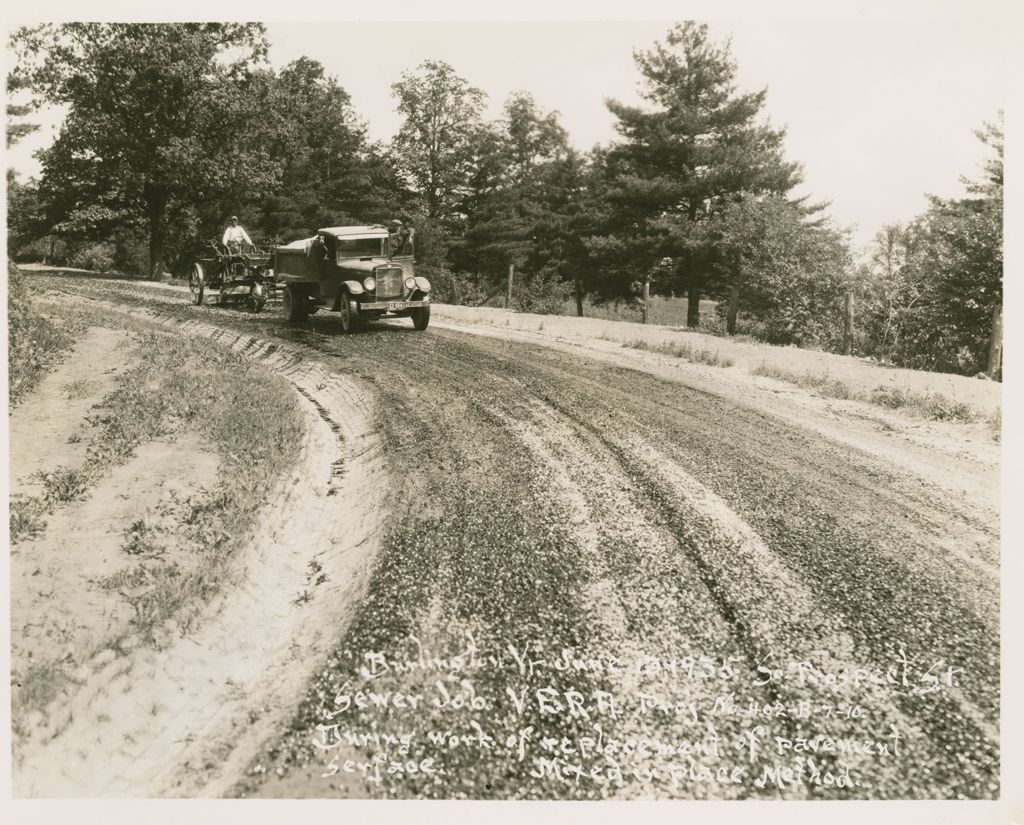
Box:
[273,247,315,284]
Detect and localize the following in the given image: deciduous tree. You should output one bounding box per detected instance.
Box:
[257,57,405,243]
[858,114,1002,376]
[391,60,486,231]
[698,194,851,343]
[12,23,278,278]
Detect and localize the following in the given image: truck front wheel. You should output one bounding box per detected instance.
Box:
[339,293,361,334]
[411,305,431,331]
[283,286,308,322]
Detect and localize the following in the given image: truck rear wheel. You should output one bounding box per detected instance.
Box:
[411,305,431,331]
[283,285,308,322]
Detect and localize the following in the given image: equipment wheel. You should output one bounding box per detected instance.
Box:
[189,264,205,305]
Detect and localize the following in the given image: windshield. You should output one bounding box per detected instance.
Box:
[335,237,385,259]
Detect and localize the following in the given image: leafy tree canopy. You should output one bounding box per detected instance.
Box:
[391,60,486,227]
[11,23,278,277]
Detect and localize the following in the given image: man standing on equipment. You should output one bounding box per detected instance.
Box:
[222,215,253,253]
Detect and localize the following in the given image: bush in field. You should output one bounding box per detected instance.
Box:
[68,242,116,273]
[418,264,494,306]
[13,235,70,265]
[6,261,71,407]
[512,269,572,315]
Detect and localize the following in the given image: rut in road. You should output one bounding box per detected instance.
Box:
[26,275,1000,800]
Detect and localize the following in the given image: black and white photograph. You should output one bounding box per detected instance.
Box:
[2,2,1019,822]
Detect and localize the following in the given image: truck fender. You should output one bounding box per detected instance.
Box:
[334,280,364,311]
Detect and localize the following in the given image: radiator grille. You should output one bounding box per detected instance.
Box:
[375,266,403,299]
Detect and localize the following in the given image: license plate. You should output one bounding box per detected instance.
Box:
[387,301,404,310]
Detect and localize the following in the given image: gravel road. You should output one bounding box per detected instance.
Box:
[25,273,1000,801]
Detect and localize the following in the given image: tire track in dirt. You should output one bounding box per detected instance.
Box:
[493,398,914,798]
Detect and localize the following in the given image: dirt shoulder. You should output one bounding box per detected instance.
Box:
[10,294,386,798]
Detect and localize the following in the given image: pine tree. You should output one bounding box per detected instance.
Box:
[6,70,40,148]
[594,22,803,326]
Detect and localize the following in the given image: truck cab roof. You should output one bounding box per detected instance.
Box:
[320,225,389,239]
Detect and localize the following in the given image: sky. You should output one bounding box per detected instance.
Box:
[4,16,1008,253]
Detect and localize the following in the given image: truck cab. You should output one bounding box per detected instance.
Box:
[272,224,432,332]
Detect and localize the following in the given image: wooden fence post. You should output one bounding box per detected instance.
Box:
[843,290,855,356]
[727,283,740,335]
[987,303,1003,379]
[505,264,514,309]
[642,275,650,324]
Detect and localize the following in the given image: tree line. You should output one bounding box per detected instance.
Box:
[6,22,1003,378]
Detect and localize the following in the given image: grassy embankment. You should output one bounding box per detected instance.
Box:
[750,360,1000,435]
[554,292,996,429]
[9,270,306,724]
[8,261,77,407]
[620,336,735,367]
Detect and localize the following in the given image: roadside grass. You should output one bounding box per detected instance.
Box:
[9,496,48,542]
[7,261,80,408]
[10,301,305,730]
[622,337,734,368]
[61,376,103,400]
[751,361,984,424]
[988,408,1001,442]
[11,660,66,726]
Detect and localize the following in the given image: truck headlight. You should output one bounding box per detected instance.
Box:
[414,276,432,293]
[363,277,376,291]
[405,276,416,290]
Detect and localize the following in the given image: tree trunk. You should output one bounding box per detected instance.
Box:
[148,230,165,281]
[726,284,740,335]
[144,183,168,280]
[642,277,651,324]
[987,303,1002,380]
[842,291,855,356]
[686,286,701,328]
[574,276,584,317]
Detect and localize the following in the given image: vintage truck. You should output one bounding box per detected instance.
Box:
[271,224,431,332]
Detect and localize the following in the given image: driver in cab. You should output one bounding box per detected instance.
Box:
[388,219,414,256]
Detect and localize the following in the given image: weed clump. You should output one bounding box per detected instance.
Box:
[623,337,734,368]
[752,361,983,424]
